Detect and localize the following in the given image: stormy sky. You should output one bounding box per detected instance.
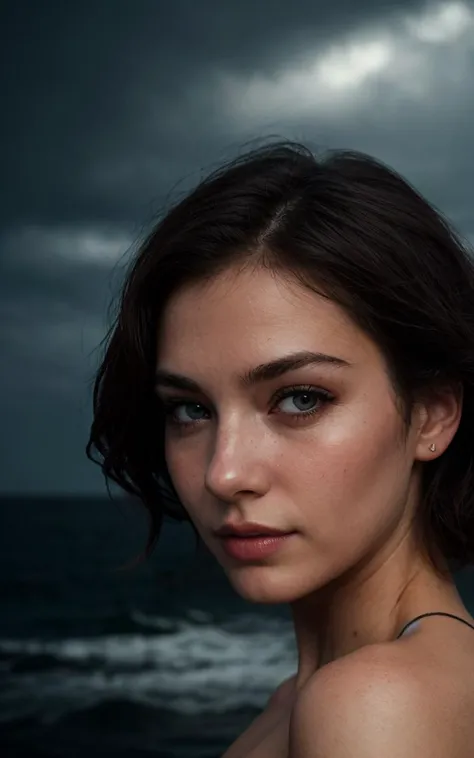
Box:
[1,0,473,493]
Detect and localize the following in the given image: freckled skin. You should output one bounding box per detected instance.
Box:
[156,264,464,680]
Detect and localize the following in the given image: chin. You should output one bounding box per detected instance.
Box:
[223,564,315,605]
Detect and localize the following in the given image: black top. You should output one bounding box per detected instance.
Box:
[396,611,474,639]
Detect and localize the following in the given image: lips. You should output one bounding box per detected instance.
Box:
[215,521,292,538]
[218,532,296,560]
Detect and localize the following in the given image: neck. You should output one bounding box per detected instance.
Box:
[290,527,461,690]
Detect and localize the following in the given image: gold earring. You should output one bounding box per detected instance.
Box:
[429,443,437,452]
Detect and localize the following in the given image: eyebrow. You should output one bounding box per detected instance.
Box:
[154,350,351,393]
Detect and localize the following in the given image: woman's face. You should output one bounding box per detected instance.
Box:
[155,265,420,604]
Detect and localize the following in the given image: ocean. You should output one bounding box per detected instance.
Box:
[0,495,473,758]
[0,496,297,758]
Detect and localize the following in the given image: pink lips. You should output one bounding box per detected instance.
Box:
[215,521,296,561]
[219,533,295,560]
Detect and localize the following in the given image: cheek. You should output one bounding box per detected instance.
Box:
[164,438,204,516]
[290,407,407,531]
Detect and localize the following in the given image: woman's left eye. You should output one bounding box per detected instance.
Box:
[272,386,334,419]
[276,389,326,414]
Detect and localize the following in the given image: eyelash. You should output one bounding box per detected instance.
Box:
[159,384,335,430]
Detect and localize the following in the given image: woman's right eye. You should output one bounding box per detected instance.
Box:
[161,400,209,427]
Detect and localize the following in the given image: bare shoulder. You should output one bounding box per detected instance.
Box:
[288,643,473,757]
[221,675,297,758]
[267,674,297,708]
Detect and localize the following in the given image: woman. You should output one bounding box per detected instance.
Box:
[87,140,474,757]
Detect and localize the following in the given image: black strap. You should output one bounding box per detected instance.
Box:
[396,611,474,639]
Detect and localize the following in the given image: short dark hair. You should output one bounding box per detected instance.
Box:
[86,139,474,573]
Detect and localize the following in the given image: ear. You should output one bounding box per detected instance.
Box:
[413,382,463,462]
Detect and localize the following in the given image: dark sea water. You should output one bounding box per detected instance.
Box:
[0,496,296,758]
[0,496,473,758]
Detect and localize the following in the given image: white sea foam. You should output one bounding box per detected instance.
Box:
[0,611,297,721]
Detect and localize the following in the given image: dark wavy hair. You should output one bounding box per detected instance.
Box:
[86,139,474,574]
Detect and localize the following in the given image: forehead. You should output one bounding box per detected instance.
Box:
[157,265,379,369]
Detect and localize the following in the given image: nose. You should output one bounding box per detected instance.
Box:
[204,425,270,503]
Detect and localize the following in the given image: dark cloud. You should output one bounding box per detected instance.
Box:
[1,0,427,229]
[1,0,473,491]
[0,387,104,493]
